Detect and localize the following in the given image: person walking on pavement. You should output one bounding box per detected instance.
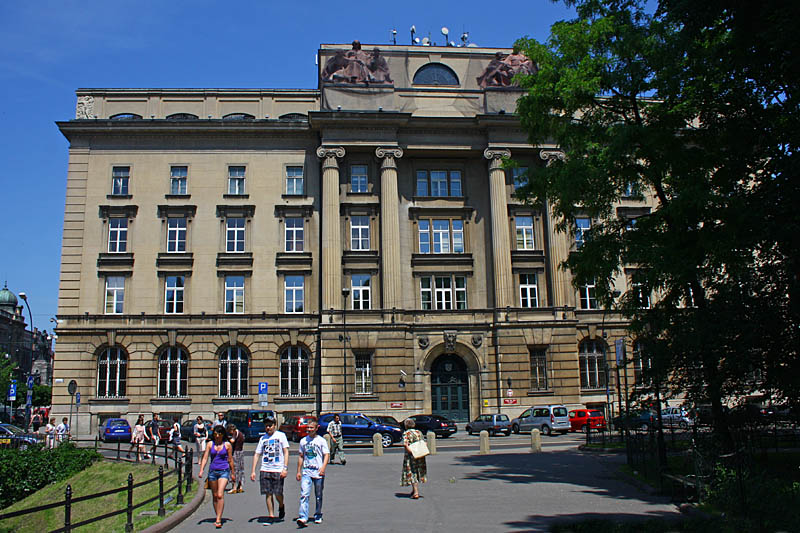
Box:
[199,425,236,529]
[212,412,227,430]
[296,420,329,527]
[193,416,208,464]
[251,416,290,525]
[129,415,150,460]
[147,413,161,456]
[401,418,427,499]
[45,417,56,449]
[55,417,70,445]
[327,414,346,465]
[169,416,185,456]
[227,423,246,493]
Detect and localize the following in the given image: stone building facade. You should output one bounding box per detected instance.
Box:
[53,43,653,432]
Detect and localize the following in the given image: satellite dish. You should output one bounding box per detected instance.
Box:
[441,27,449,37]
[422,37,430,45]
[414,37,421,44]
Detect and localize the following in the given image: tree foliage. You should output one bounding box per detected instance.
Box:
[514,0,800,437]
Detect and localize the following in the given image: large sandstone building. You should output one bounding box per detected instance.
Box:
[53,42,653,432]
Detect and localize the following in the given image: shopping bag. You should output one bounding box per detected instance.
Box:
[409,439,430,459]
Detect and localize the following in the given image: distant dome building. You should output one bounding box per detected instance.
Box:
[0,282,18,313]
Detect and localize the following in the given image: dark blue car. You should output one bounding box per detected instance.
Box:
[99,418,132,442]
[317,413,403,448]
[0,424,40,450]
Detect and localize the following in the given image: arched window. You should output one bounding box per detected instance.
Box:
[110,113,142,120]
[412,63,459,86]
[219,345,249,397]
[578,340,606,390]
[278,113,308,121]
[222,113,255,120]
[280,346,309,397]
[166,113,198,120]
[97,346,127,398]
[158,347,188,398]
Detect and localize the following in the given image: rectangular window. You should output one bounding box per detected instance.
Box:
[580,353,607,389]
[164,275,184,314]
[226,217,245,252]
[108,218,128,253]
[285,217,304,252]
[350,216,370,251]
[105,276,125,314]
[351,274,371,310]
[432,220,450,253]
[285,275,304,313]
[418,220,430,254]
[167,218,186,252]
[419,219,465,254]
[579,282,598,310]
[515,216,534,250]
[111,167,129,196]
[416,170,463,197]
[227,166,245,195]
[170,166,187,195]
[632,282,651,309]
[452,220,464,253]
[513,167,528,191]
[354,353,372,395]
[420,275,467,310]
[286,166,304,195]
[225,276,245,314]
[350,165,368,193]
[633,344,651,385]
[529,348,548,390]
[575,217,591,248]
[520,273,539,308]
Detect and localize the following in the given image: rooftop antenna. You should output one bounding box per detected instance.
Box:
[391,28,397,45]
[410,25,416,45]
[461,31,469,46]
[441,27,450,46]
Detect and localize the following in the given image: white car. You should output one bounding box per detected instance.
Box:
[511,405,570,435]
[661,407,693,429]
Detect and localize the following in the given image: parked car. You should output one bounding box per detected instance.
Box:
[568,409,607,433]
[408,414,457,437]
[661,407,693,429]
[98,418,133,442]
[156,419,174,440]
[371,415,402,428]
[225,409,276,442]
[0,424,40,450]
[466,414,512,436]
[179,419,213,442]
[317,413,403,448]
[613,410,658,431]
[511,405,570,436]
[279,415,318,442]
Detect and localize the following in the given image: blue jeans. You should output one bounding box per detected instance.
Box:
[298,474,324,521]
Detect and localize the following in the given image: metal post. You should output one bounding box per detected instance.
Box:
[125,473,133,532]
[64,484,72,533]
[164,441,168,467]
[94,435,98,451]
[117,440,121,460]
[185,449,193,492]
[341,287,350,412]
[158,466,165,517]
[18,293,33,430]
[176,455,184,505]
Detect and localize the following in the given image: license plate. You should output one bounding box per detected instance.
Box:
[0,438,10,445]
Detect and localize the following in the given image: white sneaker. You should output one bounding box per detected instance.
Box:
[314,517,323,524]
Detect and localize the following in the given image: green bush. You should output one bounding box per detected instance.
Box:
[0,443,102,509]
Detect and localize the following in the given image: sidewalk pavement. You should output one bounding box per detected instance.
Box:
[172,438,680,532]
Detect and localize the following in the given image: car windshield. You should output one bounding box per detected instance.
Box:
[430,415,450,421]
[552,407,568,417]
[250,412,274,423]
[589,410,604,417]
[377,416,400,425]
[496,414,509,421]
[2,424,25,435]
[109,420,128,427]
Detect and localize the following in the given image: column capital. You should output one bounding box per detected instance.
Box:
[316,146,346,159]
[375,146,404,160]
[483,147,512,161]
[539,149,566,166]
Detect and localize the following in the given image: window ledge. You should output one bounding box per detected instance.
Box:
[212,397,253,404]
[511,250,545,263]
[276,252,313,269]
[97,253,134,268]
[580,389,607,394]
[216,252,254,268]
[281,194,307,199]
[273,396,314,403]
[223,193,250,199]
[107,194,133,200]
[349,394,380,401]
[411,253,473,267]
[527,390,554,397]
[150,397,192,405]
[89,397,130,404]
[156,252,194,268]
[164,194,191,200]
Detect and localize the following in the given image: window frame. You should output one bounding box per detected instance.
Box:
[97,346,127,398]
[351,273,371,310]
[579,281,598,310]
[350,164,368,193]
[529,347,548,391]
[107,217,128,253]
[111,166,130,196]
[519,273,539,308]
[285,217,304,252]
[575,217,591,248]
[227,166,246,195]
[285,165,304,196]
[280,346,309,397]
[417,218,466,254]
[166,217,187,253]
[224,275,245,314]
[218,345,249,398]
[415,169,463,197]
[158,346,188,398]
[350,215,371,251]
[104,276,125,315]
[579,340,607,390]
[164,275,185,314]
[170,166,188,195]
[284,275,305,314]
[225,217,246,253]
[515,215,535,250]
[420,275,467,310]
[354,352,373,395]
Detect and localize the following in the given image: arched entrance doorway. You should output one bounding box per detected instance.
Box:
[430,354,469,422]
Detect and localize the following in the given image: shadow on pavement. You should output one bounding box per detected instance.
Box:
[505,510,683,532]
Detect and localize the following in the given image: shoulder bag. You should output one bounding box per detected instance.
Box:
[408,432,430,459]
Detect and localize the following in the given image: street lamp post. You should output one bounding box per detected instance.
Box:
[18,292,33,429]
[340,287,351,413]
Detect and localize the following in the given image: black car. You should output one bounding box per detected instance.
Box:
[409,414,458,437]
[371,415,402,428]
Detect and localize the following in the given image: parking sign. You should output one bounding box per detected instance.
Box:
[258,382,268,407]
[7,382,16,402]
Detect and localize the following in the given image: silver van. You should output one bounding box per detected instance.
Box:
[511,405,570,435]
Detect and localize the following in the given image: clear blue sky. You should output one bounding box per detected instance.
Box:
[0,0,574,329]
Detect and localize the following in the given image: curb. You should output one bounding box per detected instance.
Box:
[577,444,626,453]
[141,477,205,533]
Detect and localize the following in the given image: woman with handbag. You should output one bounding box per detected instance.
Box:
[401,418,428,499]
[199,425,236,529]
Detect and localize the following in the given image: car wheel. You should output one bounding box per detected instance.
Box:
[380,433,393,448]
[19,443,28,451]
[467,427,473,435]
[541,425,552,436]
[582,424,590,434]
[679,421,688,429]
[640,423,650,431]
[512,424,520,434]
[504,429,511,436]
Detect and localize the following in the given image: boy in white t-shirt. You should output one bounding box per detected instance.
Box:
[295,420,329,527]
[251,417,290,524]
[55,417,70,445]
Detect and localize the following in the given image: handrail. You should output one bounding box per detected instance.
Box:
[0,447,194,532]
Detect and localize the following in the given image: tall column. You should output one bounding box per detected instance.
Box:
[539,150,569,307]
[484,148,514,308]
[376,147,403,309]
[317,146,346,310]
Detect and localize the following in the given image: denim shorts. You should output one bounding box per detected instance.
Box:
[208,469,231,482]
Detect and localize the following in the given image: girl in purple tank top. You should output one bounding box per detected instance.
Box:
[199,425,235,528]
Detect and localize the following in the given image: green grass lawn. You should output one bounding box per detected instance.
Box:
[0,459,199,533]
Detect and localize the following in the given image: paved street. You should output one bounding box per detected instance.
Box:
[173,433,680,532]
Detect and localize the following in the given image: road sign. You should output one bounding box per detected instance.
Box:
[68,380,78,396]
[503,398,518,405]
[506,388,514,397]
[615,339,625,365]
[258,382,268,407]
[26,389,32,407]
[7,382,16,402]
[76,392,81,405]
[27,375,34,389]
[389,402,404,409]
[483,399,489,407]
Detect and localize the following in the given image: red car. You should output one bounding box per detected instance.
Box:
[279,415,318,442]
[568,409,606,433]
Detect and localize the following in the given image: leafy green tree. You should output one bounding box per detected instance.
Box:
[514,0,799,443]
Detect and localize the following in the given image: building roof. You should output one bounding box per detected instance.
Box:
[0,282,17,308]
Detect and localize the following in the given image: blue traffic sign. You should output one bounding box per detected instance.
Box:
[258,382,268,395]
[7,383,16,402]
[76,392,81,405]
[27,375,34,389]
